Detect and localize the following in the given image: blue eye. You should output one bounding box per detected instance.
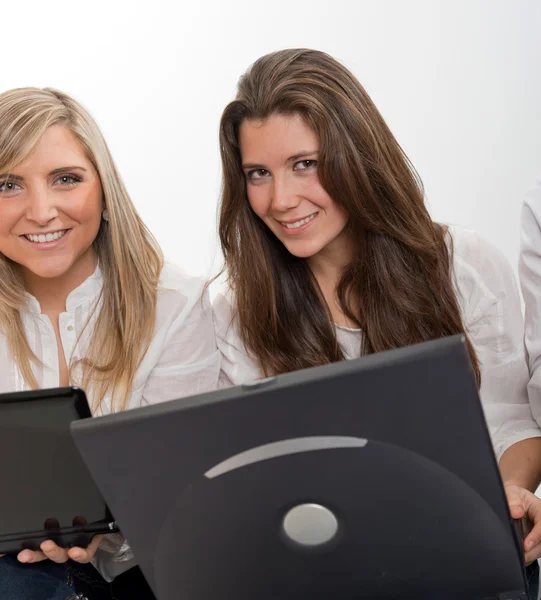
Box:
[0,180,21,193]
[55,174,82,186]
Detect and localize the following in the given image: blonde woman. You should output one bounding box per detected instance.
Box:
[0,88,220,599]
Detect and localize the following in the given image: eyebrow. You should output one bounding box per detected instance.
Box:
[242,150,319,170]
[0,166,88,180]
[0,173,23,181]
[49,166,88,176]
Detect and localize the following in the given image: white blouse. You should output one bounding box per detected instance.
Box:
[519,176,541,426]
[0,262,221,580]
[0,262,221,415]
[213,225,541,463]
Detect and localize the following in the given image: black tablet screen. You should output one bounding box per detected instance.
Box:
[0,388,109,538]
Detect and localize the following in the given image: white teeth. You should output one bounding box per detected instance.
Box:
[282,213,317,229]
[24,230,67,243]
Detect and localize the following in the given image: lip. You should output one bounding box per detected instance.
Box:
[19,228,72,250]
[22,229,67,236]
[276,212,319,235]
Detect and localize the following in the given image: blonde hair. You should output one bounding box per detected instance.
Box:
[0,87,163,412]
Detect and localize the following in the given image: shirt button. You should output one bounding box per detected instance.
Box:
[67,325,74,332]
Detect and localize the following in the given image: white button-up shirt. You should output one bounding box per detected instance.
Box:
[0,262,221,415]
[0,261,221,580]
[520,176,541,427]
[214,225,541,462]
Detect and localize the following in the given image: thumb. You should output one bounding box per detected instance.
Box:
[68,534,104,564]
[505,485,526,519]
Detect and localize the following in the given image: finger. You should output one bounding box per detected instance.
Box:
[39,540,70,564]
[43,518,61,530]
[18,549,47,563]
[68,534,104,564]
[509,504,526,519]
[505,488,526,519]
[523,498,541,552]
[525,540,541,565]
[524,519,541,551]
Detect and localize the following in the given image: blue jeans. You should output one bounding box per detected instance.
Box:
[0,555,113,600]
[0,554,536,599]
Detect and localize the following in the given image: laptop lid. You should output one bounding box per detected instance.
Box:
[0,387,117,553]
[71,336,528,600]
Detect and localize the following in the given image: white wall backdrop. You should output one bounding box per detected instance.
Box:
[3,0,541,280]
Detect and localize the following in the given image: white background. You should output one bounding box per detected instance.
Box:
[3,0,541,554]
[3,0,540,280]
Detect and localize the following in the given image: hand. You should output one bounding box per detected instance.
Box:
[16,534,104,565]
[505,483,541,564]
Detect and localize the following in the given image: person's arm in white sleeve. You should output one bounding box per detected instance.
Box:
[519,177,541,426]
[453,227,541,563]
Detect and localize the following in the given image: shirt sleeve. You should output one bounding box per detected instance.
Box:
[452,227,541,462]
[91,534,138,582]
[212,290,262,387]
[519,177,541,426]
[140,271,221,405]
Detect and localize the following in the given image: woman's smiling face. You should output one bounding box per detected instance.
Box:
[240,113,350,262]
[0,124,103,282]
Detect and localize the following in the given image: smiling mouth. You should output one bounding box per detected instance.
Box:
[22,229,69,243]
[278,213,318,230]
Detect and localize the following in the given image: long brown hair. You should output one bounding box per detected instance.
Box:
[218,48,480,384]
[0,88,163,412]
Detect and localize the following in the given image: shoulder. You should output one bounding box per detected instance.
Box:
[448,225,508,270]
[158,262,207,296]
[211,287,263,386]
[446,224,519,321]
[521,176,541,242]
[211,287,236,334]
[448,225,514,287]
[156,262,211,322]
[524,176,541,215]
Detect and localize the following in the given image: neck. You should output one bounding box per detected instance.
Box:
[307,234,353,291]
[22,248,98,314]
[307,234,358,328]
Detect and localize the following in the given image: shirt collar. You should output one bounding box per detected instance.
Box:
[24,264,103,315]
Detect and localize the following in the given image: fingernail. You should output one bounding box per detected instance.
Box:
[526,540,535,551]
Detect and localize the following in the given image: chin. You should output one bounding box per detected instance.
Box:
[22,258,75,280]
[281,241,323,259]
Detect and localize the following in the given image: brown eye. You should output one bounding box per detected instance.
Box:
[248,168,270,180]
[294,159,317,171]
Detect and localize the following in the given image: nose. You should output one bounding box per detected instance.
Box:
[25,186,58,226]
[271,175,300,213]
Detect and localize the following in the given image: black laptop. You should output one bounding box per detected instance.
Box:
[0,387,117,554]
[70,335,529,600]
